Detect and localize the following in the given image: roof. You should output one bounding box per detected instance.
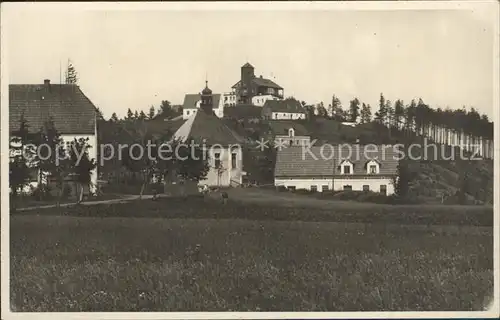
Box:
[275,147,335,177]
[242,62,254,68]
[182,93,221,110]
[173,109,244,146]
[275,145,399,177]
[251,77,283,90]
[9,83,97,134]
[223,104,262,119]
[263,99,306,114]
[268,120,309,136]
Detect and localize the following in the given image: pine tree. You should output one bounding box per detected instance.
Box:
[9,114,37,207]
[349,98,360,122]
[148,106,156,119]
[96,107,104,121]
[110,112,119,122]
[394,99,404,130]
[375,93,387,124]
[134,110,139,119]
[330,95,344,121]
[360,103,372,124]
[65,61,78,84]
[139,110,147,120]
[316,102,328,118]
[126,108,134,120]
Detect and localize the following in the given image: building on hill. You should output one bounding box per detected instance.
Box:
[231,62,284,105]
[181,89,226,120]
[9,79,99,194]
[266,121,311,147]
[274,144,399,194]
[262,99,307,120]
[173,81,246,187]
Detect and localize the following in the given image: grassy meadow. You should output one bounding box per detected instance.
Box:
[10,194,494,311]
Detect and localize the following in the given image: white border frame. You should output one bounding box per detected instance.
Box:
[1,1,499,319]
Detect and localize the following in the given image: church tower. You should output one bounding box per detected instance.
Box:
[200,80,213,114]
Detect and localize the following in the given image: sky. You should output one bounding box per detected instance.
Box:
[3,2,498,119]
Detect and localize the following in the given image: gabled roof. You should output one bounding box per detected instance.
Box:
[251,77,283,90]
[242,62,254,68]
[173,110,244,146]
[9,83,97,134]
[275,147,335,177]
[268,120,309,136]
[182,93,221,110]
[275,144,399,177]
[263,100,306,114]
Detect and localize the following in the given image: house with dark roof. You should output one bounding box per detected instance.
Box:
[231,62,284,105]
[274,144,399,194]
[266,120,311,148]
[9,79,98,192]
[262,99,307,120]
[173,81,246,187]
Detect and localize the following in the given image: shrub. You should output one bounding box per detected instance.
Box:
[31,185,53,201]
[62,184,72,199]
[293,188,316,195]
[276,186,287,192]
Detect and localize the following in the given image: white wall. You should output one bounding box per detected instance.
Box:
[275,178,333,191]
[272,112,306,120]
[9,133,98,194]
[199,146,244,187]
[274,136,310,147]
[333,178,394,195]
[183,109,198,120]
[275,177,395,195]
[252,95,279,107]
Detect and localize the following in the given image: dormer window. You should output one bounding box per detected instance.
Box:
[288,128,295,137]
[339,160,353,175]
[366,159,380,174]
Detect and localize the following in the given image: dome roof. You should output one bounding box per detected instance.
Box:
[202,81,212,95]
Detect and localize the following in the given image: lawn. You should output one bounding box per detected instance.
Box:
[10,197,494,312]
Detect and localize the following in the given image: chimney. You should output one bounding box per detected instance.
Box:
[44,79,51,92]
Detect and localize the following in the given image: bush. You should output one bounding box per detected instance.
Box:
[276,186,287,192]
[293,188,316,195]
[332,190,365,201]
[62,184,72,199]
[31,185,53,201]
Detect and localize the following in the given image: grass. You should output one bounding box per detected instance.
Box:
[10,194,494,312]
[11,215,493,311]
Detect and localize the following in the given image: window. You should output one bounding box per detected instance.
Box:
[363,185,370,192]
[289,140,293,145]
[380,184,387,195]
[343,185,352,191]
[288,128,295,137]
[287,186,296,191]
[311,185,318,192]
[369,165,377,174]
[343,165,351,174]
[186,110,190,115]
[322,185,329,192]
[231,153,237,168]
[214,153,221,168]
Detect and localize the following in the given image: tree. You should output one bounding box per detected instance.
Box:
[9,114,36,208]
[348,97,360,122]
[65,61,78,84]
[330,95,344,121]
[139,110,147,120]
[392,160,415,199]
[126,108,134,120]
[172,139,210,183]
[68,137,97,203]
[360,103,372,124]
[316,102,328,118]
[110,112,119,122]
[394,99,404,130]
[37,118,71,205]
[96,107,105,121]
[134,110,139,120]
[374,93,387,124]
[148,106,156,119]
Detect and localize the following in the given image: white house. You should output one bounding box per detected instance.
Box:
[251,94,281,107]
[262,99,307,120]
[267,121,311,147]
[274,145,399,195]
[173,82,246,187]
[182,93,224,120]
[9,79,98,194]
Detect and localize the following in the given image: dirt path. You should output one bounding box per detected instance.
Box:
[15,194,160,212]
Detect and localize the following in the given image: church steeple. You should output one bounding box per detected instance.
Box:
[200,80,213,114]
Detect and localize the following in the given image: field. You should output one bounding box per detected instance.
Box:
[10,192,494,311]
